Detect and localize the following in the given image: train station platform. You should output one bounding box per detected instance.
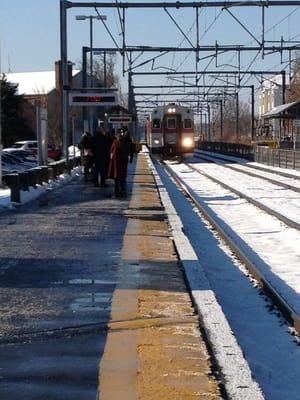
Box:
[0,152,220,399]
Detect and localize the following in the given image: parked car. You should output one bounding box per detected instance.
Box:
[12,141,62,161]
[3,149,37,167]
[12,140,38,153]
[1,153,27,173]
[47,144,62,161]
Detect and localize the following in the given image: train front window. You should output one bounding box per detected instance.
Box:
[152,118,161,129]
[167,118,176,129]
[184,119,192,129]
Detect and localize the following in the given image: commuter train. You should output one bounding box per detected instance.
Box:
[146,103,195,156]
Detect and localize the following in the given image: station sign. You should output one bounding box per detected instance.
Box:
[108,115,132,124]
[69,92,117,106]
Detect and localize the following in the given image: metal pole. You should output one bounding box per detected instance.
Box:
[220,100,223,141]
[72,117,76,159]
[36,102,42,166]
[0,73,2,186]
[200,111,203,139]
[128,54,133,115]
[282,70,286,105]
[89,16,94,134]
[103,51,107,87]
[68,2,300,9]
[82,46,87,125]
[251,85,255,141]
[60,0,69,162]
[90,16,93,88]
[236,93,239,142]
[262,5,265,59]
[82,47,87,88]
[196,7,199,63]
[208,105,211,141]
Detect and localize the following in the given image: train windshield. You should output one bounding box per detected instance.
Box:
[184,119,192,129]
[152,118,161,128]
[167,118,177,129]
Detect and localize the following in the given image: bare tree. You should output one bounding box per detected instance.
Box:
[211,97,251,143]
[92,53,117,88]
[78,53,127,108]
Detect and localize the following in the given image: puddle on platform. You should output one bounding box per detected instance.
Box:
[71,292,112,312]
[53,278,117,286]
[68,278,117,285]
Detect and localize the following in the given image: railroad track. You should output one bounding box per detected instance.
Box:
[194,149,300,181]
[185,162,300,231]
[194,151,300,193]
[160,158,300,336]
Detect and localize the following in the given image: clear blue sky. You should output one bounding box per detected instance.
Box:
[1,1,300,99]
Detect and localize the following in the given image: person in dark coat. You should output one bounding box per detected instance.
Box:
[105,130,115,179]
[78,131,93,182]
[108,130,131,197]
[122,127,134,163]
[91,126,110,187]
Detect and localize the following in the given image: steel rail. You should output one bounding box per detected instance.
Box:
[185,161,300,230]
[194,152,300,193]
[161,158,300,334]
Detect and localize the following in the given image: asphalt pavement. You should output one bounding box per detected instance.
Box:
[0,154,220,400]
[0,166,127,400]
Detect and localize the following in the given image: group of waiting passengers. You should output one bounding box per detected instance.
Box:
[79,126,134,198]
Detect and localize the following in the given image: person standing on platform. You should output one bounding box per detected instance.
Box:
[122,126,134,164]
[108,129,131,198]
[78,131,93,182]
[105,130,115,179]
[91,126,110,187]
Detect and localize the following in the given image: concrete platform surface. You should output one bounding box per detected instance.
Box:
[0,153,221,399]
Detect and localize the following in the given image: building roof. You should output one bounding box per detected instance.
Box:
[263,100,300,118]
[7,70,80,96]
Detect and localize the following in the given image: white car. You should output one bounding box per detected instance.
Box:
[12,140,62,160]
[12,140,38,153]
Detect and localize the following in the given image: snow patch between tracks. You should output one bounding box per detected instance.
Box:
[148,155,265,400]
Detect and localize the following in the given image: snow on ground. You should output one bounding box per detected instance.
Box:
[168,160,300,315]
[153,158,300,400]
[0,167,82,212]
[188,158,300,227]
[196,153,300,190]
[195,149,300,179]
[149,157,264,400]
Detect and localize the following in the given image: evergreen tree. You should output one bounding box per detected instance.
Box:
[0,74,34,147]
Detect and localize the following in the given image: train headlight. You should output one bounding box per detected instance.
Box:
[182,137,193,147]
[154,139,160,144]
[167,108,176,113]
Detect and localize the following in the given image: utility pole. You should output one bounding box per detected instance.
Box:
[0,76,2,186]
[236,93,239,142]
[208,105,211,141]
[76,15,107,134]
[103,51,107,87]
[0,43,2,186]
[251,85,255,141]
[220,100,223,141]
[60,0,69,162]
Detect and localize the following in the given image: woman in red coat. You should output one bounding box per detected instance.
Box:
[108,131,131,197]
